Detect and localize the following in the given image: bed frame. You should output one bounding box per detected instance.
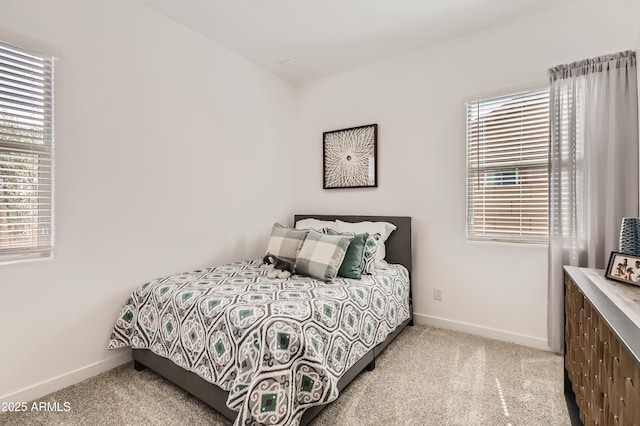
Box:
[133,214,413,425]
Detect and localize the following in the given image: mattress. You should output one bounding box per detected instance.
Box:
[108,257,411,425]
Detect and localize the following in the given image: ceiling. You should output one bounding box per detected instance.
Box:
[139,0,570,86]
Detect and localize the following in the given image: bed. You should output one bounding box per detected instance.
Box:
[108,214,412,425]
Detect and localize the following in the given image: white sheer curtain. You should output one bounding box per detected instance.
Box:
[547,51,638,353]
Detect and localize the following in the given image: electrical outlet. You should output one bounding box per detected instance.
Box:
[434,288,443,301]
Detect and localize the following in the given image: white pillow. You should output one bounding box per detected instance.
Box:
[295,218,337,231]
[335,220,396,268]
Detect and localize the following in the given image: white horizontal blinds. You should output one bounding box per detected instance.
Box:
[466,89,549,242]
[0,41,54,261]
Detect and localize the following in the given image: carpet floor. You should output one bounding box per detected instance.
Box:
[0,326,571,425]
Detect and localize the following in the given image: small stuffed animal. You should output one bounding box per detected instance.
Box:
[261,253,295,279]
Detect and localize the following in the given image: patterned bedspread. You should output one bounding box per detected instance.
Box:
[108,258,411,425]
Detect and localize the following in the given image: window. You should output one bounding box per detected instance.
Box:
[0,40,54,262]
[466,88,549,243]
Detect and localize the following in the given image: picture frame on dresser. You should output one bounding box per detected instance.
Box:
[605,251,640,287]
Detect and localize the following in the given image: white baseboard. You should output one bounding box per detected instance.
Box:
[413,313,552,352]
[0,318,550,405]
[0,350,132,405]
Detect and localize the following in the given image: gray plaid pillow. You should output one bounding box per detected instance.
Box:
[265,223,309,263]
[296,229,354,281]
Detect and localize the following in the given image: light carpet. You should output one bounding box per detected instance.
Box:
[0,326,570,425]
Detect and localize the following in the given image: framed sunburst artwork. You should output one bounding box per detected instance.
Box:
[323,123,378,189]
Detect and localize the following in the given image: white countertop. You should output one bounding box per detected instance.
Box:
[581,268,640,330]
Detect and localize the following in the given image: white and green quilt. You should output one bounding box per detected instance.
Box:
[108,258,410,425]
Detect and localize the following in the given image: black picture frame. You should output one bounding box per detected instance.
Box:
[605,251,640,288]
[323,124,377,189]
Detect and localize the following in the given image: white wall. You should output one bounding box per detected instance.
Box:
[294,0,637,349]
[0,0,295,403]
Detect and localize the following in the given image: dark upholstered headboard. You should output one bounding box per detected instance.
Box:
[293,215,412,274]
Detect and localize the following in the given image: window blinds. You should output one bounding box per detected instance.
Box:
[0,41,54,261]
[466,89,549,243]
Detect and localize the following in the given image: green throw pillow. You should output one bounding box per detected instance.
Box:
[325,229,369,279]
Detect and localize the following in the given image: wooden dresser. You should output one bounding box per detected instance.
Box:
[564,266,640,426]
